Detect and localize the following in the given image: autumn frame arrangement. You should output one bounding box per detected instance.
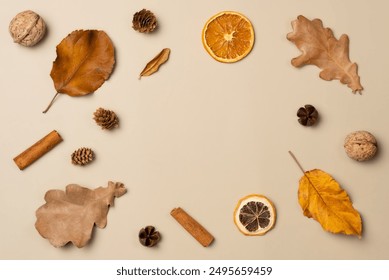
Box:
[8,7,371,250]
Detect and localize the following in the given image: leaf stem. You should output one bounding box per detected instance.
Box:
[289,151,317,196]
[288,151,306,174]
[42,92,60,114]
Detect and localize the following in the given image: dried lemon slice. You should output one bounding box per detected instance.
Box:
[202,11,255,63]
[233,194,276,236]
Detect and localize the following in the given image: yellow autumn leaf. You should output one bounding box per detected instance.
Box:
[298,169,362,237]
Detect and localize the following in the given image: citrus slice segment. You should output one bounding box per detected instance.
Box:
[202,11,254,63]
[233,194,276,236]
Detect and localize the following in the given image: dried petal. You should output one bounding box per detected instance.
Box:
[139,48,170,79]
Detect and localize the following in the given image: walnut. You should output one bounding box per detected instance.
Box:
[344,131,377,161]
[9,10,46,47]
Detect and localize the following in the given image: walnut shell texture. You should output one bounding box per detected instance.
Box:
[9,10,46,47]
[344,131,377,161]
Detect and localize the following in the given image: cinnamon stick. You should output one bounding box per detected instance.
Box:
[170,207,214,247]
[13,130,63,170]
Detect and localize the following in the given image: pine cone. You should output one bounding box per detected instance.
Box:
[139,226,161,247]
[297,104,319,126]
[93,107,119,130]
[71,147,95,166]
[132,9,157,33]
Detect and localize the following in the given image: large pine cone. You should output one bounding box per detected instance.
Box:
[132,9,157,33]
[71,147,94,166]
[93,107,119,130]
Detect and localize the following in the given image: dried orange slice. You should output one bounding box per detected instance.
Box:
[233,194,276,236]
[202,11,254,63]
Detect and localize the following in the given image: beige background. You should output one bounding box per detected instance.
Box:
[0,0,388,259]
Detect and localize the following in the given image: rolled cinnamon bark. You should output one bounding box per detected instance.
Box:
[13,130,63,170]
[171,207,214,247]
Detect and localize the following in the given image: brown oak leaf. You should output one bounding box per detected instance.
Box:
[287,15,363,93]
[35,181,126,248]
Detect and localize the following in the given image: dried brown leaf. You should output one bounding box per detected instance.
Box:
[43,30,115,113]
[35,181,126,248]
[139,48,170,79]
[287,15,363,93]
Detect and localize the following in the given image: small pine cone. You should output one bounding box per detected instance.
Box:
[297,104,319,126]
[93,107,119,130]
[71,147,95,166]
[132,9,157,33]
